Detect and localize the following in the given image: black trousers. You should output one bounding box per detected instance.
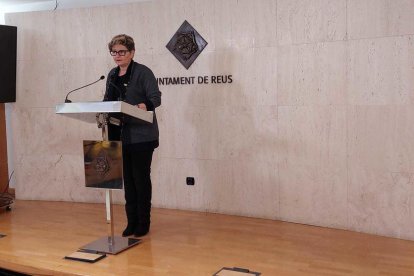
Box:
[122,145,154,227]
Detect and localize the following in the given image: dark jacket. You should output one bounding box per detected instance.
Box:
[104,61,161,145]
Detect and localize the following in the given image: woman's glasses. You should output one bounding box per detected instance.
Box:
[110,50,129,56]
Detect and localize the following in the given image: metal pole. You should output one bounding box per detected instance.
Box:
[106,190,115,244]
[102,114,115,244]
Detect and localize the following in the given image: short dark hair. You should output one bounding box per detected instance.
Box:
[108,34,135,51]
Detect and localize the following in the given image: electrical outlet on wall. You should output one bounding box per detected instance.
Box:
[186,177,195,186]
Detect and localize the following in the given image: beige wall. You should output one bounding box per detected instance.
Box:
[6,0,414,240]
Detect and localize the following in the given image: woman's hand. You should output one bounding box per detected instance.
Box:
[137,103,147,111]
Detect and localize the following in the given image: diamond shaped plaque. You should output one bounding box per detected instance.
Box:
[166,20,208,69]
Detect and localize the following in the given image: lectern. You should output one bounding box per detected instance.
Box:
[56,101,153,254]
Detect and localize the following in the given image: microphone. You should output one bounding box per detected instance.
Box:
[64,75,105,103]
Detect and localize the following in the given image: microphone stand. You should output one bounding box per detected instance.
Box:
[65,76,105,103]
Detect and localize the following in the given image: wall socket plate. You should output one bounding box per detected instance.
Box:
[186,177,195,185]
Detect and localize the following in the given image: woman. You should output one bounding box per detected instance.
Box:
[104,34,161,237]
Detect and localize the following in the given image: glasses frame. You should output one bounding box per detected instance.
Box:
[110,50,130,56]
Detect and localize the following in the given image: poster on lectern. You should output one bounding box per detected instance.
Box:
[83,140,123,189]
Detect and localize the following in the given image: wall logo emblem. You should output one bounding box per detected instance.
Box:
[166,20,208,69]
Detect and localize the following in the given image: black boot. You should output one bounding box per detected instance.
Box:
[122,223,136,237]
[134,223,150,237]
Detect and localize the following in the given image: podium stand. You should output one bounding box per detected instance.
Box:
[56,101,153,254]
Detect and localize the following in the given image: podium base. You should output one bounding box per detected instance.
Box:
[81,236,141,255]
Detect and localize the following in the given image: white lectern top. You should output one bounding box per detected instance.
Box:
[55,101,153,123]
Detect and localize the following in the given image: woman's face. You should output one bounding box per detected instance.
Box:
[111,44,134,68]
